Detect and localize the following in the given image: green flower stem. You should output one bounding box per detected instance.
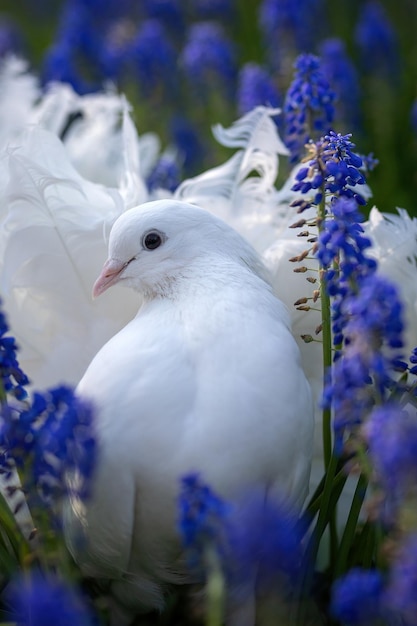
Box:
[304,464,348,518]
[316,188,340,570]
[298,449,340,615]
[204,546,225,626]
[317,199,333,470]
[0,380,6,406]
[0,481,31,568]
[334,473,368,577]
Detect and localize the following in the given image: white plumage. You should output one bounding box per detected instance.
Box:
[1,57,417,571]
[64,199,314,624]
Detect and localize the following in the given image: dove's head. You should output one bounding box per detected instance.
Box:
[93,200,269,298]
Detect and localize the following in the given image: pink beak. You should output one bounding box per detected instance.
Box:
[93,258,127,298]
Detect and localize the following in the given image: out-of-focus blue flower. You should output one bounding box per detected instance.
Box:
[283,54,335,163]
[42,42,91,93]
[346,276,404,352]
[142,0,185,36]
[66,0,131,20]
[6,573,95,626]
[43,0,139,88]
[322,353,374,446]
[0,307,29,401]
[360,152,379,173]
[0,17,24,58]
[324,274,405,448]
[0,385,96,506]
[367,403,417,504]
[410,346,417,376]
[193,0,235,20]
[385,533,417,625]
[180,21,237,98]
[55,4,97,53]
[319,38,361,131]
[129,19,177,97]
[170,116,204,174]
[317,197,376,348]
[237,62,280,116]
[354,1,399,78]
[259,0,325,58]
[230,493,307,590]
[330,568,383,625]
[147,155,181,192]
[178,473,230,570]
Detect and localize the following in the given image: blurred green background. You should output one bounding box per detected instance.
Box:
[1,0,417,216]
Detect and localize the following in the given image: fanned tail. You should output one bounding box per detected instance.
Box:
[0,127,140,388]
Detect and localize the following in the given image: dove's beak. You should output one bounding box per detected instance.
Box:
[93,258,127,298]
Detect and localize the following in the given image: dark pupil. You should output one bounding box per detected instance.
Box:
[144,232,162,250]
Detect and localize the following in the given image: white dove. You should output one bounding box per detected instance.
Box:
[64,199,314,625]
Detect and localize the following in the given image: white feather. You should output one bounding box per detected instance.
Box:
[176,107,291,252]
[0,56,40,147]
[0,127,140,387]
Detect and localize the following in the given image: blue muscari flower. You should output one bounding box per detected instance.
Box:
[178,473,229,569]
[317,197,371,273]
[409,346,417,377]
[230,494,307,590]
[330,568,383,625]
[259,0,325,59]
[319,38,362,131]
[129,19,177,97]
[325,275,405,447]
[7,573,95,626]
[317,197,404,443]
[322,354,374,445]
[42,2,103,92]
[346,276,404,351]
[45,0,137,88]
[367,403,417,503]
[360,152,379,173]
[193,0,235,20]
[318,198,376,347]
[237,62,281,116]
[170,116,204,174]
[354,1,399,79]
[283,54,335,163]
[63,0,131,20]
[0,308,29,401]
[180,21,237,98]
[146,155,181,192]
[53,4,107,75]
[291,133,367,209]
[98,37,128,82]
[384,533,417,624]
[142,0,185,36]
[42,42,91,93]
[0,385,96,505]
[0,17,23,57]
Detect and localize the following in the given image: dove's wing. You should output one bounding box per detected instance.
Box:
[0,127,140,387]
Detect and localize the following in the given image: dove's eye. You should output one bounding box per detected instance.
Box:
[143,231,163,250]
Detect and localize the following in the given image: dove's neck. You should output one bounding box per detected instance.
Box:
[139,254,272,303]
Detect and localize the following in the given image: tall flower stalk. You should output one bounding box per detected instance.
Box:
[288,118,386,581]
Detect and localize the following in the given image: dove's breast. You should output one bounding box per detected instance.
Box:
[70,276,313,604]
